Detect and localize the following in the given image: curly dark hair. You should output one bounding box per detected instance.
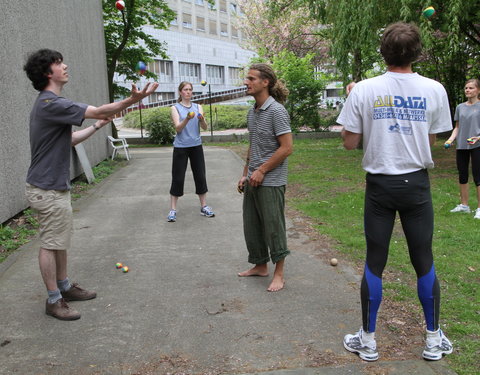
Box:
[380,22,422,67]
[23,49,63,91]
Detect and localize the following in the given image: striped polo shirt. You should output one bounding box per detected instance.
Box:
[247,96,291,186]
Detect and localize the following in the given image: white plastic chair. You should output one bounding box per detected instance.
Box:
[107,136,130,160]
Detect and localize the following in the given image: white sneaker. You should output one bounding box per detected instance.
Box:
[450,204,471,213]
[422,329,453,360]
[343,327,379,361]
[474,208,480,219]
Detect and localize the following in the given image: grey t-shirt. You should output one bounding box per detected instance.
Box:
[26,90,88,190]
[247,96,291,186]
[454,102,480,150]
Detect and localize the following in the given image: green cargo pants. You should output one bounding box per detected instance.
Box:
[242,184,290,264]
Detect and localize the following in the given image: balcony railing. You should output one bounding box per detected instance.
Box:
[115,86,247,118]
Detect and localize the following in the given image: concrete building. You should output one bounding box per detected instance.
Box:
[0,0,110,224]
[117,0,256,103]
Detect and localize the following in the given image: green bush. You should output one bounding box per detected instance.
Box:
[123,104,250,134]
[271,50,328,132]
[317,110,340,131]
[210,105,249,129]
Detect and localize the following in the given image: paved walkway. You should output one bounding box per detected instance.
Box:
[0,148,456,375]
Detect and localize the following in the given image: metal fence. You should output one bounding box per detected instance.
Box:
[116,86,247,118]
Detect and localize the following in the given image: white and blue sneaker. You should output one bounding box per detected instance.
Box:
[167,210,176,222]
[343,327,379,361]
[422,329,453,360]
[200,205,215,217]
[450,204,471,213]
[474,208,480,219]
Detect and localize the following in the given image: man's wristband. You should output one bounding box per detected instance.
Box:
[92,124,100,131]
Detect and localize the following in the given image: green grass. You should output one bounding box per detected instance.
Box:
[0,159,125,262]
[284,138,479,375]
[0,209,39,263]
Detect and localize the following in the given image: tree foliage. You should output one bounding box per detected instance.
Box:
[265,0,480,112]
[102,0,175,102]
[253,51,328,132]
[234,0,329,65]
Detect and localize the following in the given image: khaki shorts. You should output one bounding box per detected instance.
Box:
[25,184,72,250]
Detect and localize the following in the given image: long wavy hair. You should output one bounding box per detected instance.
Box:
[249,63,289,104]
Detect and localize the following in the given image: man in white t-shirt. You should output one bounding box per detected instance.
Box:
[337,22,453,362]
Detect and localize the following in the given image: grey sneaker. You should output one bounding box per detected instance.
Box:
[422,329,453,360]
[200,205,215,217]
[343,328,379,361]
[450,204,471,213]
[167,210,176,222]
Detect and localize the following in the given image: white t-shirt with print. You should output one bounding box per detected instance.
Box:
[337,71,452,175]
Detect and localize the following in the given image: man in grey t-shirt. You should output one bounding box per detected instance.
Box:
[24,49,158,320]
[237,63,293,292]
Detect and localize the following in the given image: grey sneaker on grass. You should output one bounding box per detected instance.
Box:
[422,329,453,361]
[450,204,471,213]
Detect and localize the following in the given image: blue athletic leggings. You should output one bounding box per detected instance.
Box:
[361,170,440,333]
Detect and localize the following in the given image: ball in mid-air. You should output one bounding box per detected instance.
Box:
[330,258,338,266]
[136,61,147,74]
[115,262,123,269]
[122,266,129,273]
[422,6,435,18]
[115,1,125,11]
[201,80,207,86]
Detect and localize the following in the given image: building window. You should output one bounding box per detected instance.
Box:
[209,20,217,35]
[179,62,201,82]
[228,67,242,85]
[196,16,205,31]
[171,17,178,26]
[231,26,238,38]
[195,0,204,5]
[230,3,237,13]
[149,92,175,103]
[207,1,216,10]
[147,60,174,83]
[220,23,228,37]
[220,0,227,12]
[183,0,192,3]
[206,64,224,84]
[182,13,192,28]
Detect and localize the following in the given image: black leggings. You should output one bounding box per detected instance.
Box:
[170,145,208,197]
[456,147,480,185]
[361,170,439,332]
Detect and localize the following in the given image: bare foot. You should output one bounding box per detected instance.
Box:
[238,265,268,277]
[267,275,285,292]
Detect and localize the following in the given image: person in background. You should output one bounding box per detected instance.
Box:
[167,81,213,222]
[444,78,480,219]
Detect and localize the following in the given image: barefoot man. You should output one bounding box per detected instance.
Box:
[237,63,293,292]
